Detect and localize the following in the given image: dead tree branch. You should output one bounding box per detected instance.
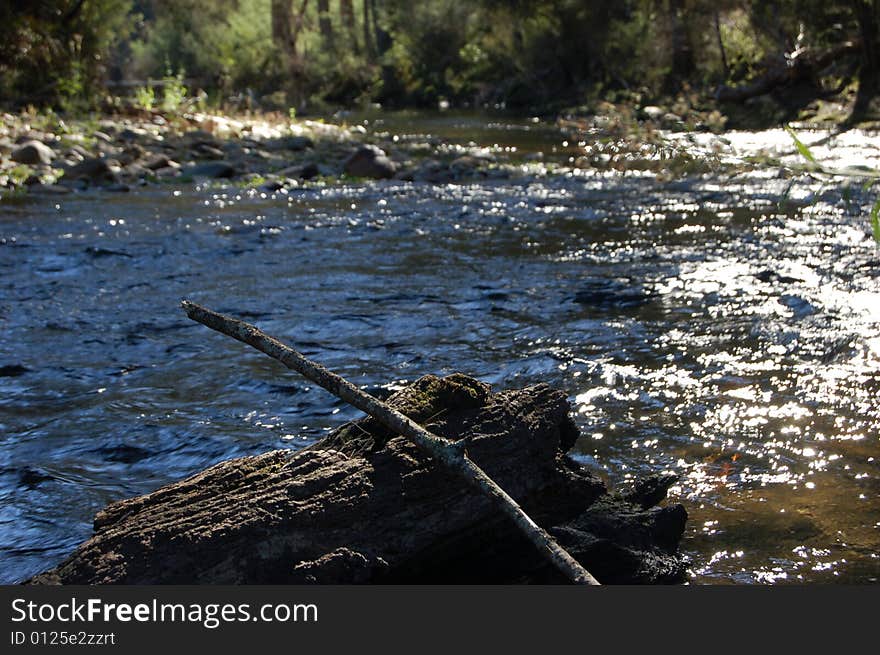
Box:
[181,300,600,585]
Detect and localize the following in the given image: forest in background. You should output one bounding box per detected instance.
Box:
[2,1,879,124]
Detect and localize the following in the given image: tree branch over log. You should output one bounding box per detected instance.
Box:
[181,300,600,585]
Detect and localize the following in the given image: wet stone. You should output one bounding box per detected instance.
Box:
[64,157,114,182]
[259,179,285,192]
[183,161,237,179]
[343,144,397,179]
[144,154,173,170]
[278,162,320,180]
[192,144,225,160]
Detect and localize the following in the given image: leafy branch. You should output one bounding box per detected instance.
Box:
[785,125,880,243]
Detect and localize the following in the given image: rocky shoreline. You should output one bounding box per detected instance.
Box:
[5,103,870,201]
[0,109,535,199]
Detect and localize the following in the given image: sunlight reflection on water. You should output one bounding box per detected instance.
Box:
[1,121,878,584]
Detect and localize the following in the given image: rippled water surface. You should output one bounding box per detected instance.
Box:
[1,115,878,584]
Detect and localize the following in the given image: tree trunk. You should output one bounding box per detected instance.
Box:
[852,0,880,120]
[715,10,729,79]
[371,0,391,55]
[271,0,311,106]
[318,0,334,52]
[363,0,375,59]
[665,0,695,91]
[29,374,688,585]
[340,0,359,54]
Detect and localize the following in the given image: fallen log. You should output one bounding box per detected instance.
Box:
[30,371,687,584]
[715,42,859,103]
[179,301,599,584]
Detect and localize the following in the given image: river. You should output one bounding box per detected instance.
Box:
[1,112,878,583]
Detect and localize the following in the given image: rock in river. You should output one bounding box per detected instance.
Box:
[343,144,397,179]
[277,162,320,180]
[182,161,237,179]
[63,157,116,184]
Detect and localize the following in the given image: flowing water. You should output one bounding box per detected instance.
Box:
[1,113,878,584]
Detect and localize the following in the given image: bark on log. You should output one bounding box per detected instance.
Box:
[180,300,598,584]
[29,374,687,585]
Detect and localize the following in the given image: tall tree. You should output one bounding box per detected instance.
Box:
[370,0,392,55]
[668,0,695,87]
[340,0,359,53]
[363,0,376,59]
[318,0,335,51]
[271,0,311,104]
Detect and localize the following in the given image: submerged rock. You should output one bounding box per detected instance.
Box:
[573,279,651,310]
[405,159,453,183]
[29,373,686,585]
[450,154,488,176]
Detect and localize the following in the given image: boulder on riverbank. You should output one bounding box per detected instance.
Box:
[29,373,687,585]
[12,140,55,166]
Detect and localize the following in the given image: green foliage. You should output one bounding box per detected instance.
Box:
[7,165,33,187]
[0,0,134,109]
[161,67,188,112]
[56,62,89,113]
[785,125,817,163]
[785,125,880,243]
[871,197,880,243]
[134,84,156,111]
[127,0,278,102]
[1,0,878,116]
[718,7,770,82]
[372,1,475,104]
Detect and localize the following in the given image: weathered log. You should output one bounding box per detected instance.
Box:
[179,300,598,584]
[29,373,687,584]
